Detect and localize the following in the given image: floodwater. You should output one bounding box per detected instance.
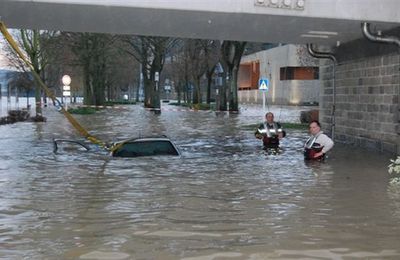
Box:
[0,103,399,260]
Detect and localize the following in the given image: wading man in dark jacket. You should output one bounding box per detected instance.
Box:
[255,112,285,150]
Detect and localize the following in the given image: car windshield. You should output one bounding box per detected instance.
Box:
[112,140,179,157]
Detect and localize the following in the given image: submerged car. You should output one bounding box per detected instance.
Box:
[111,136,180,157]
[53,136,180,157]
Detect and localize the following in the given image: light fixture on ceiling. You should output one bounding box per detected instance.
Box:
[257,0,265,4]
[296,0,305,8]
[301,34,330,39]
[308,30,338,36]
[283,0,292,7]
[267,0,278,7]
[301,30,338,39]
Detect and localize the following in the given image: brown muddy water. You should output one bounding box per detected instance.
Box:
[0,103,399,259]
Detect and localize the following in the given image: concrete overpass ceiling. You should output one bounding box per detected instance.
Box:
[0,0,399,46]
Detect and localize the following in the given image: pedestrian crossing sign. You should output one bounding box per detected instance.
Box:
[259,78,269,91]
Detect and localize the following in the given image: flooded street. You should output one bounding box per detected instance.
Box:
[0,103,399,259]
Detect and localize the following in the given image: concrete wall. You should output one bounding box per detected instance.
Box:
[320,33,400,154]
[239,44,320,105]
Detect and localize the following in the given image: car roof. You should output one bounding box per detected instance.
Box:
[115,136,172,144]
[111,135,180,157]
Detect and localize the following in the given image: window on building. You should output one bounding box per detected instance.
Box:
[280,67,319,80]
[238,61,260,90]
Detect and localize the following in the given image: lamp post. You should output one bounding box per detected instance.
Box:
[154,71,161,114]
[62,75,71,110]
[154,72,159,91]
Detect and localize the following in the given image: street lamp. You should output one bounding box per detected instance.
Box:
[62,75,71,110]
[154,72,161,114]
[62,75,71,86]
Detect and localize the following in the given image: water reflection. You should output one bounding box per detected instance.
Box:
[0,104,399,259]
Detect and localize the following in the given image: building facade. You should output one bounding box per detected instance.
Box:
[238,44,320,106]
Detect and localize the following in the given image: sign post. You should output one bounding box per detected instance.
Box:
[258,78,269,111]
[154,71,161,114]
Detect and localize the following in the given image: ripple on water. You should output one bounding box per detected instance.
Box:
[79,251,130,260]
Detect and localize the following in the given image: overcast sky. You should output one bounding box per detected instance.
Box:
[0,37,11,69]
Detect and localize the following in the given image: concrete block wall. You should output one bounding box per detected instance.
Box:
[320,53,399,154]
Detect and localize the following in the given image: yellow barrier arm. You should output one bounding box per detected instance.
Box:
[0,21,109,150]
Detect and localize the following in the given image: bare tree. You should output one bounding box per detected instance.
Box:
[163,49,188,105]
[122,35,177,109]
[165,39,219,106]
[203,40,220,104]
[3,29,57,117]
[105,48,140,102]
[184,39,210,104]
[220,41,247,112]
[62,32,118,106]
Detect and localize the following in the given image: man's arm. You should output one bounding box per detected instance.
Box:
[313,134,334,158]
[320,135,334,154]
[255,123,264,139]
[276,122,285,139]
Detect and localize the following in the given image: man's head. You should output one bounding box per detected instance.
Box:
[265,112,274,123]
[309,120,321,135]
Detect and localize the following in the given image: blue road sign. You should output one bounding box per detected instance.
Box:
[259,78,269,91]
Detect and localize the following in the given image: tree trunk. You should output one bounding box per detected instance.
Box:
[206,71,213,104]
[144,78,152,108]
[136,75,141,102]
[219,41,246,112]
[152,80,160,109]
[83,65,93,105]
[218,71,228,111]
[107,82,112,101]
[26,89,29,108]
[192,77,201,104]
[34,79,42,116]
[177,82,182,105]
[229,65,239,111]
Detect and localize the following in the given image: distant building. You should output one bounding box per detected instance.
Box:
[238,44,320,105]
[0,69,37,99]
[0,69,18,95]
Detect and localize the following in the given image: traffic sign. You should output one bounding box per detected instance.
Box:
[259,78,269,91]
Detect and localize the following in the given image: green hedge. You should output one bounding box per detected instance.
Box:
[104,100,136,105]
[68,107,97,114]
[242,123,308,130]
[169,102,216,111]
